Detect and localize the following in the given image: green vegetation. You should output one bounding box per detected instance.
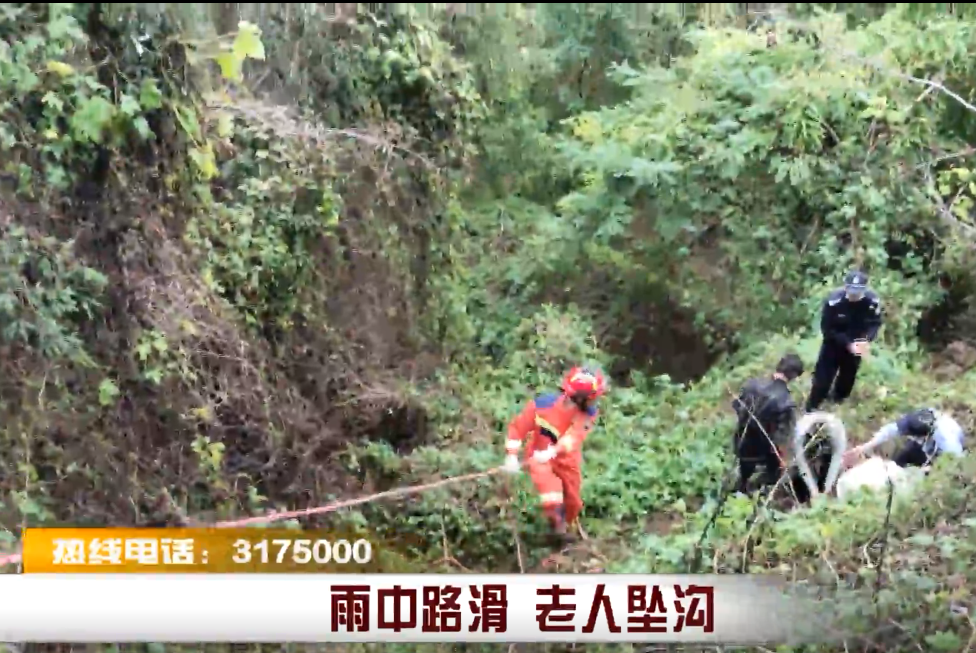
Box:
[2,2,976,651]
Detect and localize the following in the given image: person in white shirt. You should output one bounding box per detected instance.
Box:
[844,408,965,469]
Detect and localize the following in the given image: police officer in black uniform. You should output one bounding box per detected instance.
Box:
[805,271,883,412]
[732,353,805,494]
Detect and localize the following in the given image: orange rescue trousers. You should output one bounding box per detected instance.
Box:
[528,457,583,530]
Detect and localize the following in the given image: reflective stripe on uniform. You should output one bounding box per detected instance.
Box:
[535,415,560,436]
[535,415,582,451]
[539,491,564,505]
[506,439,522,452]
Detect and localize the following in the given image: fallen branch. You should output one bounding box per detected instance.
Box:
[915,147,976,170]
[205,94,435,168]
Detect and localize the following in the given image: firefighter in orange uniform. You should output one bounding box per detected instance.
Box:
[502,366,607,538]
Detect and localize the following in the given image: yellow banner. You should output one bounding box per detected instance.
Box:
[23,528,386,573]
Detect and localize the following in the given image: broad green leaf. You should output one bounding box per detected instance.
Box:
[233,21,266,61]
[173,104,201,141]
[189,143,218,180]
[69,96,116,143]
[139,79,163,110]
[133,116,153,139]
[924,632,963,652]
[98,379,120,406]
[215,52,243,81]
[119,94,141,116]
[45,60,74,77]
[41,92,64,111]
[136,342,152,360]
[216,112,235,138]
[47,12,84,40]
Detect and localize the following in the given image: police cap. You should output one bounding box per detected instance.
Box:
[844,270,868,289]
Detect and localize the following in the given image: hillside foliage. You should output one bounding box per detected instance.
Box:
[2,2,976,652]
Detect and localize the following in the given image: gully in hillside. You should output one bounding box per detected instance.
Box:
[805,270,884,413]
[502,366,607,544]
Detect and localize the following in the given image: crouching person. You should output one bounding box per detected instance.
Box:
[732,353,805,494]
[502,366,607,542]
[845,408,965,469]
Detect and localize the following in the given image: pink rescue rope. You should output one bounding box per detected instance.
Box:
[0,466,504,569]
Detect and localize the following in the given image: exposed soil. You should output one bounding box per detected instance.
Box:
[605,298,728,385]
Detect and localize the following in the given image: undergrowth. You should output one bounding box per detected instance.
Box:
[2,3,976,653]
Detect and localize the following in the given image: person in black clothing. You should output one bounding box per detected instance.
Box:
[805,270,883,413]
[732,353,805,494]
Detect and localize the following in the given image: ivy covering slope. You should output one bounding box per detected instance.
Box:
[0,2,484,534]
[1,3,976,653]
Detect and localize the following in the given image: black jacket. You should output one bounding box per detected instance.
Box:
[732,377,796,458]
[820,288,883,349]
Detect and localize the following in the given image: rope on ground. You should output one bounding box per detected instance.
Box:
[0,466,505,569]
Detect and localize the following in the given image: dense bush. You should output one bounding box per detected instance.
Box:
[2,3,976,653]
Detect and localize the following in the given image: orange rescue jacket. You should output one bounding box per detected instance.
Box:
[505,392,598,462]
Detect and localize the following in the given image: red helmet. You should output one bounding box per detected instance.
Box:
[561,366,607,399]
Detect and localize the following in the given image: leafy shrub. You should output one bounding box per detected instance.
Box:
[555,12,973,346]
[0,4,159,200]
[0,224,106,362]
[186,117,342,328]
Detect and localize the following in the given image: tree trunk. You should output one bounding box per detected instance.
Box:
[213,3,238,36]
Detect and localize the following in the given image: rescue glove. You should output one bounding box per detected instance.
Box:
[502,454,521,474]
[532,445,557,464]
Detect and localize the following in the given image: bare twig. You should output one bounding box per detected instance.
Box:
[438,518,472,572]
[888,618,927,653]
[688,460,737,573]
[915,147,976,170]
[508,491,525,574]
[575,519,588,541]
[891,69,976,115]
[205,96,434,168]
[872,476,895,598]
[739,464,796,572]
[799,214,821,257]
[962,613,976,653]
[923,168,976,238]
